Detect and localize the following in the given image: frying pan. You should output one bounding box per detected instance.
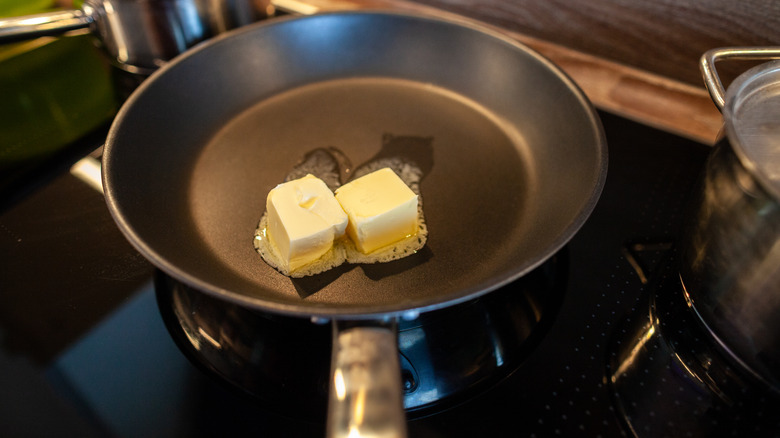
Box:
[102,11,607,437]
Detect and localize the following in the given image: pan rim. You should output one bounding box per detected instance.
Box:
[102,10,608,320]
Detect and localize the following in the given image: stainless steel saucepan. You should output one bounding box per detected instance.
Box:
[681,47,780,393]
[0,0,272,73]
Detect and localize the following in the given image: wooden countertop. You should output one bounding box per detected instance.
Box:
[273,0,722,145]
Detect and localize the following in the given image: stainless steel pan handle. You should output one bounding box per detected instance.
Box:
[328,321,407,438]
[0,9,93,42]
[700,47,780,111]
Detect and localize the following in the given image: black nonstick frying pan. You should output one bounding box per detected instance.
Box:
[102,11,607,436]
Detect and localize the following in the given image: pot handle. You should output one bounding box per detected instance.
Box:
[700,47,780,111]
[0,9,92,43]
[327,320,407,438]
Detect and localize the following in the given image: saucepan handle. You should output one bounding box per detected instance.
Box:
[328,320,407,438]
[700,47,780,112]
[0,9,92,43]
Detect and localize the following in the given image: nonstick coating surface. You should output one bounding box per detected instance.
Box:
[103,11,606,318]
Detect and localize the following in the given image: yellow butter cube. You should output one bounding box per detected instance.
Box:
[266,174,348,272]
[335,168,418,254]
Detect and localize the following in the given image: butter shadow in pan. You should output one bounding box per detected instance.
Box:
[291,246,434,299]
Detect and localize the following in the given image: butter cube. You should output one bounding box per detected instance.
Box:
[266,174,348,272]
[335,168,418,254]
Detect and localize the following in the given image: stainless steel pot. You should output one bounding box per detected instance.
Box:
[0,0,272,73]
[680,47,780,392]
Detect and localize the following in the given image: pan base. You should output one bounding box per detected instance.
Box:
[155,251,567,420]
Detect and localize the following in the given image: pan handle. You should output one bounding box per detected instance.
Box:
[700,47,780,112]
[0,9,93,43]
[327,320,407,438]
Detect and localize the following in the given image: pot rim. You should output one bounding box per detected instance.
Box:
[723,59,780,202]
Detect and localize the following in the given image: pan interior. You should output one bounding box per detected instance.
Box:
[104,13,606,318]
[186,77,538,312]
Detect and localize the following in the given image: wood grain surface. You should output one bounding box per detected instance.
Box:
[407,0,780,87]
